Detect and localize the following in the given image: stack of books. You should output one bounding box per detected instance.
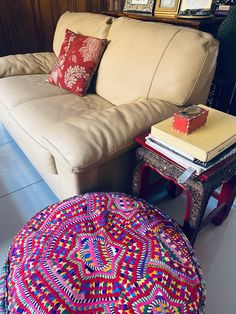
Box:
[146,105,236,175]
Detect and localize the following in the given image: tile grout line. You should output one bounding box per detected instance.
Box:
[0,179,43,199]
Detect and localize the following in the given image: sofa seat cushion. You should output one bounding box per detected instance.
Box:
[42,99,180,173]
[0,74,70,111]
[10,93,113,148]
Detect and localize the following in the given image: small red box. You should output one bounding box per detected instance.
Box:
[172,105,209,135]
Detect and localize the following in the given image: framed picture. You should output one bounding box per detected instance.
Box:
[178,0,215,17]
[154,0,181,16]
[123,0,155,15]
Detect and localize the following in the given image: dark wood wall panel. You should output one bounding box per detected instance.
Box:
[0,0,105,56]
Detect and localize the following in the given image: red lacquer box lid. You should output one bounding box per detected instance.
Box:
[173,105,209,135]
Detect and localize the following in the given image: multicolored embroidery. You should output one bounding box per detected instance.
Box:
[0,192,206,313]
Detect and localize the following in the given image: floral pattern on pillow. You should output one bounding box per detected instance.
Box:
[49,29,107,96]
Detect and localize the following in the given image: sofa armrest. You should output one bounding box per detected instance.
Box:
[0,52,57,78]
[42,99,180,173]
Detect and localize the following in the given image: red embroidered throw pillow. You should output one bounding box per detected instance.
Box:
[49,29,107,96]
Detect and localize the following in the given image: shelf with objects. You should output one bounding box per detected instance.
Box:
[215,0,236,15]
[104,10,225,33]
[103,0,226,36]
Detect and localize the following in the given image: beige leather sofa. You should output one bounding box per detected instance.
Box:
[0,12,219,200]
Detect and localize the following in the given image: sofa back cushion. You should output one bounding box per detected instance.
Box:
[96,17,219,106]
[53,12,112,57]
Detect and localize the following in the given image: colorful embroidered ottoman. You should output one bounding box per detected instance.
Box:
[0,192,206,313]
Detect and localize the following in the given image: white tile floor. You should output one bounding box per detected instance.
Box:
[154,185,236,314]
[0,123,235,313]
[0,124,58,268]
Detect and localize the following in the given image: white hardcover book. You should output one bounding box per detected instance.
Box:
[145,138,207,175]
[147,134,236,169]
[148,134,195,160]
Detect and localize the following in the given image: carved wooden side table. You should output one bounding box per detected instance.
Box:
[132,133,236,245]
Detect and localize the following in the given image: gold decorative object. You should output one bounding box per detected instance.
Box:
[154,0,181,17]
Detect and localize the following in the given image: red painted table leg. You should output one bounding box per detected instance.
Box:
[139,163,152,198]
[212,175,236,225]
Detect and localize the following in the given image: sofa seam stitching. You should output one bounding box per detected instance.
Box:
[9,113,49,150]
[42,136,136,173]
[147,28,181,99]
[8,113,58,173]
[182,35,213,104]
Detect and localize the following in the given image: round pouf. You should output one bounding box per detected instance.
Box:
[0,192,205,313]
